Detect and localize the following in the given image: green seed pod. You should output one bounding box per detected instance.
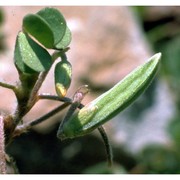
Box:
[57,53,161,140]
[54,58,72,97]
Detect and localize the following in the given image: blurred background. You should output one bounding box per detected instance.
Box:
[0,6,180,174]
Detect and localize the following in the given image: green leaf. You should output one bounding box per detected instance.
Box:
[54,55,72,97]
[23,7,68,49]
[55,26,72,49]
[14,31,52,73]
[14,33,38,74]
[14,42,36,74]
[57,53,161,140]
[37,7,67,46]
[23,14,54,48]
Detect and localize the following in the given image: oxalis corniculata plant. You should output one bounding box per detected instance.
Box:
[0,7,161,174]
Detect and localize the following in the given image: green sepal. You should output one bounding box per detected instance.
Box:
[58,53,161,140]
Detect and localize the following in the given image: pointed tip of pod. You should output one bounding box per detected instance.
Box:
[146,52,161,72]
[157,52,162,58]
[149,52,161,63]
[154,52,162,58]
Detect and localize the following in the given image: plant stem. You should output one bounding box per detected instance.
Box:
[26,49,70,113]
[29,103,70,127]
[27,71,48,109]
[28,48,70,107]
[14,102,71,136]
[0,116,6,174]
[13,50,70,125]
[14,93,86,137]
[38,94,85,109]
[38,94,72,103]
[98,126,113,167]
[0,81,16,91]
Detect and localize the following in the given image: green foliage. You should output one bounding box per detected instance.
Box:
[160,37,180,106]
[139,145,180,173]
[134,7,180,174]
[37,7,67,46]
[23,7,71,49]
[83,162,127,174]
[168,115,180,149]
[14,31,52,73]
[55,26,71,49]
[23,14,54,48]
